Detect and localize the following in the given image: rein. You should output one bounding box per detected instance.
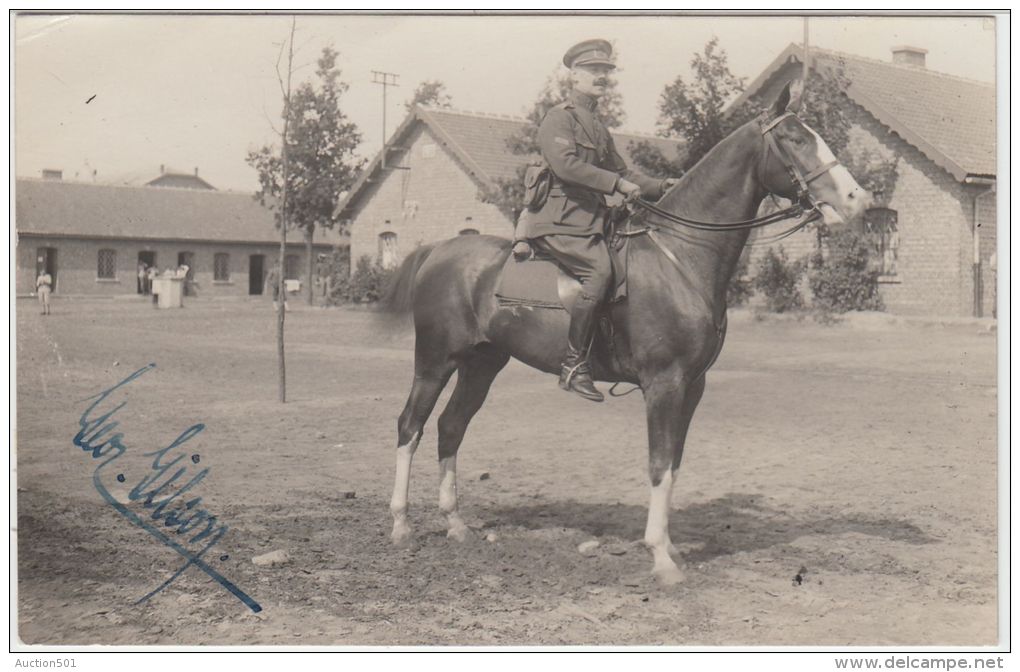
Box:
[629,111,837,234]
[633,196,817,232]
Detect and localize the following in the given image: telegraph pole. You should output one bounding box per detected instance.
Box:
[372,70,399,169]
[803,16,810,82]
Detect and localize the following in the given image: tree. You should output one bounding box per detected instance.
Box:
[626,139,684,179]
[250,18,297,403]
[480,65,624,221]
[247,46,365,306]
[798,67,852,158]
[654,37,752,171]
[406,80,452,111]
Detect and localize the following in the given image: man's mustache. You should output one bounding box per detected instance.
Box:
[593,79,609,87]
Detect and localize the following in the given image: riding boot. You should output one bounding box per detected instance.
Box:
[559,294,604,402]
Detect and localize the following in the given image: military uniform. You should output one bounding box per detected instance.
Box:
[520,89,668,302]
[522,90,667,240]
[518,39,669,402]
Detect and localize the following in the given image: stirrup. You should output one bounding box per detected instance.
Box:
[560,360,586,389]
[559,361,604,402]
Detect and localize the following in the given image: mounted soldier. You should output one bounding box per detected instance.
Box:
[517,39,678,402]
[380,71,867,580]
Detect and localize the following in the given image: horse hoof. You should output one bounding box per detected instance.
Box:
[653,566,686,586]
[446,525,471,543]
[391,525,414,548]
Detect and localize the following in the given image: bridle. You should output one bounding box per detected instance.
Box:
[629,110,841,234]
[758,111,840,214]
[611,110,847,298]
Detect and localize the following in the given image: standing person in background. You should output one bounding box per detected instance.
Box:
[150,266,161,306]
[36,269,52,315]
[137,262,147,295]
[177,263,192,297]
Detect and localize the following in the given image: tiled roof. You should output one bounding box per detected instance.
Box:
[730,44,996,180]
[336,106,685,217]
[15,178,340,244]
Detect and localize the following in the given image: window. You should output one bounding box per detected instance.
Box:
[403,201,419,220]
[379,232,399,268]
[284,254,301,281]
[214,253,230,281]
[864,207,899,276]
[459,228,479,236]
[97,249,116,279]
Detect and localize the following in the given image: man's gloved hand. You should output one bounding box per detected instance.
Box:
[616,179,642,202]
[662,177,680,192]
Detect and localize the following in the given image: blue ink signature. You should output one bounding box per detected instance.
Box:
[73,363,262,613]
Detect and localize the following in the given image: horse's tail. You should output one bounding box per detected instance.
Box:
[376,243,437,316]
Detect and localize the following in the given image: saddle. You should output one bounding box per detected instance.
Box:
[495,208,633,312]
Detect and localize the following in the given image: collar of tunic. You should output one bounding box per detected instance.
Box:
[569,90,599,112]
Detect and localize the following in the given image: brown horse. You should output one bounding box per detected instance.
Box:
[377,82,867,583]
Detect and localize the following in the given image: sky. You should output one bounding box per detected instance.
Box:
[14,12,999,193]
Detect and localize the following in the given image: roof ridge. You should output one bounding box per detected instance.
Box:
[419,105,677,143]
[418,105,528,122]
[808,43,995,88]
[15,176,254,197]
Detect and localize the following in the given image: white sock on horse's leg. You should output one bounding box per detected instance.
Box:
[644,468,684,583]
[390,431,421,545]
[439,455,469,542]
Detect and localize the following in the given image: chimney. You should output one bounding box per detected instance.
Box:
[194,167,199,176]
[892,46,927,68]
[160,164,165,174]
[41,169,62,180]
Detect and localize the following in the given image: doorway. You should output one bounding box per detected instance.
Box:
[36,247,57,293]
[249,254,265,295]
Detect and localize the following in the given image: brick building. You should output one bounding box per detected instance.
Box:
[335,106,683,269]
[731,44,996,317]
[16,175,341,298]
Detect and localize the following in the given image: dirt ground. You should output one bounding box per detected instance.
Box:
[15,297,999,646]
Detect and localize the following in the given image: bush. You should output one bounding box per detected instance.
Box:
[753,246,805,313]
[349,255,394,304]
[727,248,755,306]
[323,249,351,305]
[808,229,884,313]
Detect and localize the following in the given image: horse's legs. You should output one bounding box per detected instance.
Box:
[642,373,706,584]
[390,357,456,547]
[436,347,510,542]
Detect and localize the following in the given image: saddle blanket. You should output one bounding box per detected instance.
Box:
[495,242,630,311]
[495,254,572,310]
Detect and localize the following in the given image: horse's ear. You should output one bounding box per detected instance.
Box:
[787,79,804,112]
[772,81,792,116]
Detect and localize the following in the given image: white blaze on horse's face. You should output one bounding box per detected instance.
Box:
[801,124,870,225]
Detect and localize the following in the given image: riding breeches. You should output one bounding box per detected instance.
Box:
[531,234,612,301]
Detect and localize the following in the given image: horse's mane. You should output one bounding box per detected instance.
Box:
[637,119,760,224]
